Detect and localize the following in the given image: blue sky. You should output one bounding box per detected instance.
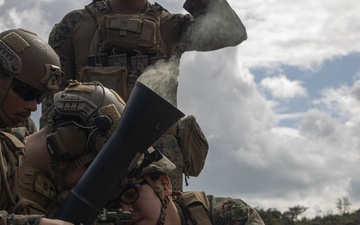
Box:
[252,53,360,127]
[1,0,360,219]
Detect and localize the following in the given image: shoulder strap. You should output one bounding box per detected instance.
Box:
[0,132,19,209]
[175,191,212,225]
[0,131,25,149]
[85,0,112,20]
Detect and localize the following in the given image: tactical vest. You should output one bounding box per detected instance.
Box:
[88,2,167,56]
[85,1,166,59]
[82,0,168,102]
[0,131,59,216]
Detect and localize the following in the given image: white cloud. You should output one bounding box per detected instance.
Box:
[179,0,360,215]
[0,0,87,40]
[231,0,360,70]
[354,70,360,80]
[314,81,360,125]
[260,75,307,100]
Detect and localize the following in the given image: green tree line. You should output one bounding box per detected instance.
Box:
[256,197,360,225]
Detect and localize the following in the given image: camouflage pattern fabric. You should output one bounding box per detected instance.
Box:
[0,211,43,225]
[175,193,265,225]
[152,132,184,191]
[0,117,37,143]
[0,132,53,225]
[208,195,265,225]
[15,118,38,135]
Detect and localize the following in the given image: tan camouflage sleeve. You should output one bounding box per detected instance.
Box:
[208,195,265,225]
[0,211,43,225]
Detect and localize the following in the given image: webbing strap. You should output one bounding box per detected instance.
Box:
[0,143,16,207]
[187,204,212,225]
[139,20,155,47]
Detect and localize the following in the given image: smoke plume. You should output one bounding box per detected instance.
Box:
[137,56,180,106]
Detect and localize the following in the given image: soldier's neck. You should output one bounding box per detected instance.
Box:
[110,0,147,14]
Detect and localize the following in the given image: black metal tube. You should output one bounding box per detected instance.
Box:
[53,81,184,224]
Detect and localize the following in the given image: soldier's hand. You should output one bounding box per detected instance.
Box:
[39,218,74,225]
[183,0,210,17]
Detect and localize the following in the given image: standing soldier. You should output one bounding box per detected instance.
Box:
[45,0,247,191]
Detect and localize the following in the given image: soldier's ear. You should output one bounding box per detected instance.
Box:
[159,175,172,193]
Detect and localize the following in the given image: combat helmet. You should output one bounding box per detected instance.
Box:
[113,148,176,225]
[130,147,176,179]
[0,28,63,127]
[45,80,126,190]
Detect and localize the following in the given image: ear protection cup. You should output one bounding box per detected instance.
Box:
[94,115,112,132]
[46,126,88,161]
[47,82,125,164]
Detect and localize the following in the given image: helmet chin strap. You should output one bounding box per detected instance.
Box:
[50,158,70,193]
[0,76,18,128]
[143,175,170,225]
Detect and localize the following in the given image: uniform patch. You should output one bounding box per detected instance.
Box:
[2,32,30,53]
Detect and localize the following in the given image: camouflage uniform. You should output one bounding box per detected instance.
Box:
[45,0,247,191]
[175,193,265,225]
[0,130,62,225]
[0,211,42,225]
[0,29,63,225]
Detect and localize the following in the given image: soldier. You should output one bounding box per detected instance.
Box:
[0,27,57,137]
[106,148,266,225]
[45,0,246,192]
[1,81,126,224]
[0,29,62,129]
[0,28,68,225]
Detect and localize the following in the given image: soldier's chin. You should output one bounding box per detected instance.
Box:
[12,116,28,126]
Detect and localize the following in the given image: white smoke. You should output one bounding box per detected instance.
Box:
[137,56,180,106]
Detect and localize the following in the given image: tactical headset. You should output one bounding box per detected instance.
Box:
[46,81,125,165]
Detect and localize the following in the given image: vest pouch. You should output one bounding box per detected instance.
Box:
[175,192,211,225]
[81,66,132,101]
[177,115,209,177]
[97,14,160,53]
[99,14,157,53]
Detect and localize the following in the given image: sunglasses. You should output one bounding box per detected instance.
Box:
[11,79,45,103]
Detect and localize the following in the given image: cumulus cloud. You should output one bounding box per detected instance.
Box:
[184,77,360,217]
[0,0,87,40]
[180,0,360,217]
[231,0,360,70]
[260,75,307,100]
[313,81,360,125]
